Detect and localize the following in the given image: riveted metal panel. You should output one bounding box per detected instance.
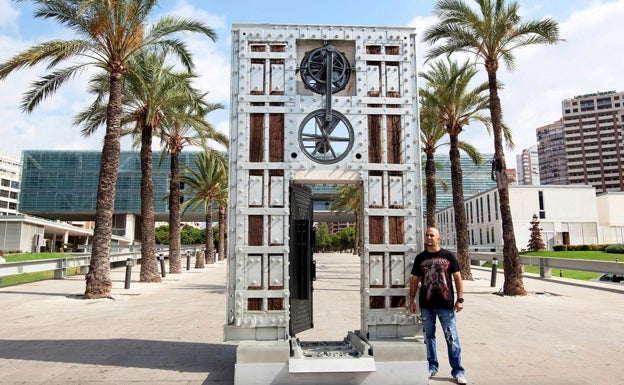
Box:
[389,176,404,207]
[250,63,265,93]
[269,254,284,287]
[369,253,384,286]
[367,65,380,93]
[368,175,383,207]
[246,255,263,287]
[270,63,285,92]
[390,253,405,286]
[269,215,284,245]
[386,64,400,93]
[270,176,284,207]
[248,175,263,207]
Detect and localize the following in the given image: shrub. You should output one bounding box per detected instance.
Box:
[553,245,567,251]
[605,244,624,253]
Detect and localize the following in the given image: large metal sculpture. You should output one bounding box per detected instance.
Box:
[225,23,427,385]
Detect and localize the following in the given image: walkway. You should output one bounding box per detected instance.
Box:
[1,253,623,384]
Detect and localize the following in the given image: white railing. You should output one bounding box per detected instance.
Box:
[468,252,624,277]
[0,245,205,280]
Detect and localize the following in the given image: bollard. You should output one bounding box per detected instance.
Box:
[490,257,498,287]
[159,253,166,278]
[186,251,191,271]
[124,258,133,289]
[559,269,563,277]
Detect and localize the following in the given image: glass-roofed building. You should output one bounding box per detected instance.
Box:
[431,153,497,211]
[19,150,207,238]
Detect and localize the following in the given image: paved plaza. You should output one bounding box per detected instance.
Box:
[1,253,623,385]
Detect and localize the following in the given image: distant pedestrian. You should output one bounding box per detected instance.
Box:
[409,227,467,384]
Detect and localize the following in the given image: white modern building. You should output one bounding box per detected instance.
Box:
[597,192,624,243]
[435,185,623,251]
[0,152,21,216]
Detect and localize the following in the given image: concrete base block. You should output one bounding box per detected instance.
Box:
[235,361,429,385]
[234,337,429,385]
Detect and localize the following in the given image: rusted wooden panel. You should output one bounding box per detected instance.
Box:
[368,115,382,163]
[389,216,404,244]
[249,113,264,162]
[248,215,264,246]
[387,115,402,164]
[247,289,262,311]
[269,113,284,162]
[268,286,284,310]
[385,46,400,55]
[369,216,384,244]
[366,45,381,54]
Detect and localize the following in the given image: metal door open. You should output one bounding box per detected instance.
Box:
[289,184,314,335]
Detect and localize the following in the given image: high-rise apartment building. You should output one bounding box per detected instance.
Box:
[0,152,21,215]
[561,90,624,192]
[536,119,568,185]
[516,145,540,185]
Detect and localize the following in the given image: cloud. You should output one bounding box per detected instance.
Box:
[496,0,624,165]
[0,0,19,34]
[406,0,624,168]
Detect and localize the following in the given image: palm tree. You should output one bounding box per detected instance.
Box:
[420,94,448,229]
[160,102,226,272]
[420,93,482,230]
[423,0,560,295]
[330,184,362,255]
[420,58,489,280]
[77,48,210,282]
[181,150,228,265]
[215,181,229,261]
[0,0,217,298]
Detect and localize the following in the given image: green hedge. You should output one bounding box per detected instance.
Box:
[553,244,612,252]
[605,244,624,253]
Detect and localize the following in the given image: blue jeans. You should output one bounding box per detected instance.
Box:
[421,307,465,376]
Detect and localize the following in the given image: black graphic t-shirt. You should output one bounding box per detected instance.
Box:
[411,248,460,310]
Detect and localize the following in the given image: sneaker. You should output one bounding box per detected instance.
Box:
[454,373,468,384]
[429,369,437,378]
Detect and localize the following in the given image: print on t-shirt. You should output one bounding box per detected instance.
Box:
[421,257,451,301]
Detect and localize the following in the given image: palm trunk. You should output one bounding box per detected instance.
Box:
[205,209,215,264]
[218,205,227,260]
[354,210,360,256]
[449,133,472,280]
[168,151,182,273]
[84,72,122,299]
[487,68,526,295]
[139,124,160,282]
[425,150,437,228]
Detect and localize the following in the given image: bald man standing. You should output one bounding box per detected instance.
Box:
[409,227,467,384]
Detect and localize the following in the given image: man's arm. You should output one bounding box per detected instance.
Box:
[452,271,464,312]
[408,275,419,313]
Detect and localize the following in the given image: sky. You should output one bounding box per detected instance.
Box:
[1,0,623,170]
